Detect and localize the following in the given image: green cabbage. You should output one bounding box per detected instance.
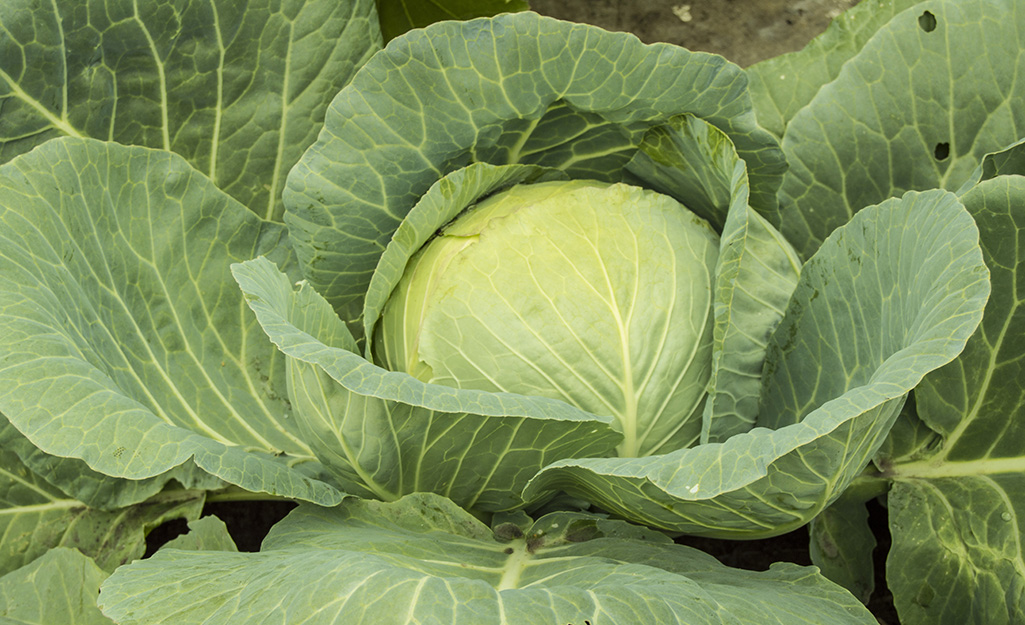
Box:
[377,180,719,457]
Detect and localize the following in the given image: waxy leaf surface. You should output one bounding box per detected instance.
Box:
[0,0,381,220]
[880,173,1025,625]
[777,0,1025,256]
[99,493,875,625]
[0,138,343,505]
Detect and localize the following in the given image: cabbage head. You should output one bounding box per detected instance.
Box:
[377,180,719,458]
[232,12,988,535]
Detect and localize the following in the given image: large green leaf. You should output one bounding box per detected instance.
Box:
[0,548,113,625]
[284,12,786,328]
[878,174,1025,624]
[0,137,342,505]
[375,0,529,42]
[233,255,619,511]
[98,493,875,624]
[524,189,989,536]
[777,0,1025,256]
[0,415,223,510]
[0,445,204,577]
[746,0,924,139]
[625,114,802,443]
[0,0,381,220]
[888,477,1024,624]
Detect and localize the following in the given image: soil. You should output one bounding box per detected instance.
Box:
[529,0,861,67]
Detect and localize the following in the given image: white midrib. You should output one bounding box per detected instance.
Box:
[208,3,226,182]
[496,541,532,591]
[889,456,1025,480]
[618,344,639,457]
[264,17,294,220]
[0,65,83,138]
[0,500,80,516]
[611,275,639,458]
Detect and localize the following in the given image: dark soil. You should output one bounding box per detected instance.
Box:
[530,0,862,67]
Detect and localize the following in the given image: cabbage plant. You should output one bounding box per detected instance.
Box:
[0,1,1020,624]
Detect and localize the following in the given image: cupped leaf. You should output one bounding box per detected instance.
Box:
[375,0,529,42]
[284,11,786,326]
[99,493,876,625]
[0,444,204,577]
[778,0,1025,257]
[879,174,1025,625]
[234,256,620,511]
[525,189,989,536]
[0,0,381,220]
[627,114,802,442]
[0,548,113,625]
[0,137,342,505]
[746,0,925,139]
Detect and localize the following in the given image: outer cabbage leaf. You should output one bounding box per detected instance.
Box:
[525,189,989,536]
[0,548,113,625]
[955,137,1025,194]
[626,114,802,442]
[0,444,204,577]
[777,0,1025,257]
[878,174,1025,625]
[0,415,223,510]
[0,0,381,220]
[746,0,925,139]
[233,253,620,511]
[284,11,787,327]
[98,493,876,625]
[0,137,343,505]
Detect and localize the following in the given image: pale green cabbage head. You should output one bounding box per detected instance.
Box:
[375,179,719,457]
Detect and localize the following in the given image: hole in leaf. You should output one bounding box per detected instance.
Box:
[918,11,937,32]
[934,142,950,160]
